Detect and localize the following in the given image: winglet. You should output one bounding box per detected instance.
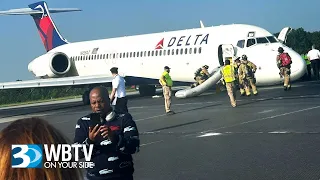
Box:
[200,20,205,28]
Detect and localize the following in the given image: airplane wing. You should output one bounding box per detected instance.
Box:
[0,75,114,89]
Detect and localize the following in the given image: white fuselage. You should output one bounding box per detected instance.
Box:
[28,24,306,86]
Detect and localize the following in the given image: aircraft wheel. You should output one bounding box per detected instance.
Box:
[139,85,156,96]
[82,90,90,105]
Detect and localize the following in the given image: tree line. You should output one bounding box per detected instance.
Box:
[274,27,320,54]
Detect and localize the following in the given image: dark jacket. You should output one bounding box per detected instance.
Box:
[74,112,140,180]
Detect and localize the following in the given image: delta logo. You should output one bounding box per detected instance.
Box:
[155,34,209,49]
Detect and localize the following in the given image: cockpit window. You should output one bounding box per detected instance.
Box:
[237,40,245,48]
[246,38,256,47]
[256,37,269,44]
[266,36,277,43]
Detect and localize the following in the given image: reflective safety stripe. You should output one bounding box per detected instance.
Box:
[222,65,235,83]
[306,60,311,65]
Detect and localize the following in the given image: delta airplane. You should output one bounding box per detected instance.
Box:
[0,1,306,104]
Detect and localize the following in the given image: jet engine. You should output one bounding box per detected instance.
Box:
[28,51,73,78]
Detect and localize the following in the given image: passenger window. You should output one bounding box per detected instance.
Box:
[194,47,197,54]
[256,37,269,44]
[152,51,154,56]
[130,52,132,57]
[185,48,188,54]
[237,40,245,48]
[246,38,256,47]
[163,50,166,56]
[120,53,122,58]
[167,49,170,55]
[113,54,115,59]
[155,50,158,56]
[148,51,150,56]
[189,48,192,54]
[159,50,162,56]
[199,47,202,53]
[136,52,139,57]
[176,49,179,55]
[172,49,174,55]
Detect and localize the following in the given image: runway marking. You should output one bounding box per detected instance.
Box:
[0,111,66,124]
[197,131,320,137]
[258,109,274,114]
[131,101,218,110]
[135,114,167,122]
[197,133,222,137]
[268,131,288,133]
[140,140,164,147]
[198,105,320,135]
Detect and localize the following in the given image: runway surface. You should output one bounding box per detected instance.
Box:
[1,81,320,180]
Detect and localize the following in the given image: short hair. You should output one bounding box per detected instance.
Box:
[0,118,82,180]
[225,59,230,65]
[90,86,110,101]
[110,67,118,74]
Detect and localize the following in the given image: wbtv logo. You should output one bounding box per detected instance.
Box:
[11,144,94,169]
[11,144,43,168]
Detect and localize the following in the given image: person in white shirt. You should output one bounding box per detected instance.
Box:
[307,45,320,80]
[109,67,128,113]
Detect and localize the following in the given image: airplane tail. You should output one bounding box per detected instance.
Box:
[0,1,81,52]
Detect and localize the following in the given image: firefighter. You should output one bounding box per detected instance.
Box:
[233,57,245,95]
[191,65,210,88]
[277,47,292,90]
[221,59,237,107]
[238,54,258,96]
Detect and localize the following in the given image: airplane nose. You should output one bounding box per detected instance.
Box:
[28,62,33,72]
[28,61,37,76]
[284,47,306,81]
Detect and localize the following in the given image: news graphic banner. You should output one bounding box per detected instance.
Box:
[11,144,95,169]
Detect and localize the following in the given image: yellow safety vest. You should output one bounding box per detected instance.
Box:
[160,71,173,86]
[222,65,235,83]
[305,59,311,65]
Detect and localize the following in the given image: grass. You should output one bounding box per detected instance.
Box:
[0,95,82,108]
[0,88,138,108]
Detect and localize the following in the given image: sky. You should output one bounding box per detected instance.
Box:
[0,0,319,82]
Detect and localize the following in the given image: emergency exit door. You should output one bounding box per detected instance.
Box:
[218,44,235,66]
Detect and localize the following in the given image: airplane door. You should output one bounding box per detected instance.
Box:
[277,27,292,43]
[218,44,236,66]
